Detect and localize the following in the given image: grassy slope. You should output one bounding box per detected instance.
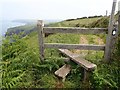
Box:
[48,17,102,27]
[2,16,119,88]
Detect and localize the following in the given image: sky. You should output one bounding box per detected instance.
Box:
[0,0,119,20]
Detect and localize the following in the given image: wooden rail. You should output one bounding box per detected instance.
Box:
[44,43,105,51]
[43,27,108,34]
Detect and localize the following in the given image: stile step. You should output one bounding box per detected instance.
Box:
[59,49,97,71]
[55,64,71,81]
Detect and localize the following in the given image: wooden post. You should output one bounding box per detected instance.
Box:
[104,0,117,62]
[119,1,120,34]
[37,20,44,62]
[83,69,89,82]
[106,10,108,16]
[82,69,90,88]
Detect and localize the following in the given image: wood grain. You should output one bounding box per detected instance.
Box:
[45,43,105,51]
[43,27,107,34]
[59,49,97,71]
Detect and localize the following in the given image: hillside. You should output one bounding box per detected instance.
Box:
[48,16,102,27]
[5,16,106,37]
[1,16,120,88]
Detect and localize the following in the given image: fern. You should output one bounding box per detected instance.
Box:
[5,71,25,88]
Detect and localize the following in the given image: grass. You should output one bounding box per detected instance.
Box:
[49,17,102,27]
[2,15,120,88]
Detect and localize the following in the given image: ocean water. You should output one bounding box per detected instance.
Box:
[0,19,62,37]
[1,20,26,36]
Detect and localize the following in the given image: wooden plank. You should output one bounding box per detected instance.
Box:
[43,27,107,34]
[104,0,117,62]
[55,64,71,79]
[59,49,97,71]
[37,20,44,62]
[63,58,70,63]
[44,43,105,51]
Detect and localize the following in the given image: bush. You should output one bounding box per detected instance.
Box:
[65,19,75,21]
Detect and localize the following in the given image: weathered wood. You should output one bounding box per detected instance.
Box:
[37,20,44,62]
[44,43,105,51]
[106,10,108,17]
[119,1,120,34]
[43,27,107,34]
[63,58,70,63]
[55,64,71,82]
[83,69,90,82]
[104,0,117,62]
[59,49,97,71]
[82,69,91,88]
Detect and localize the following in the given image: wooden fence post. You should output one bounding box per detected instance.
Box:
[104,0,117,62]
[37,20,44,62]
[118,1,120,36]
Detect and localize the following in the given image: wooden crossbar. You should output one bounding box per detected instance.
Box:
[43,27,108,34]
[44,43,105,51]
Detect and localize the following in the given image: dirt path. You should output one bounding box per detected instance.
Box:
[72,35,104,56]
[72,35,88,56]
[55,80,64,88]
[94,36,104,45]
[79,35,88,44]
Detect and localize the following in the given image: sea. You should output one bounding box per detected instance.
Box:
[1,20,26,37]
[0,19,61,37]
[0,19,61,46]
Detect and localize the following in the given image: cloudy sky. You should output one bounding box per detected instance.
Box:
[0,0,119,20]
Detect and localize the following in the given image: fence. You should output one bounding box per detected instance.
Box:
[37,0,119,62]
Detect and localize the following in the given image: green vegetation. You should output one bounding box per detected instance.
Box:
[48,17,102,27]
[6,24,36,37]
[1,15,120,88]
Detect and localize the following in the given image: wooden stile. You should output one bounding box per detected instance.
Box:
[36,0,119,84]
[37,1,118,63]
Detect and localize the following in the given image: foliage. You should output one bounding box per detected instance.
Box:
[89,17,109,28]
[90,61,120,88]
[1,35,40,88]
[1,35,69,88]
